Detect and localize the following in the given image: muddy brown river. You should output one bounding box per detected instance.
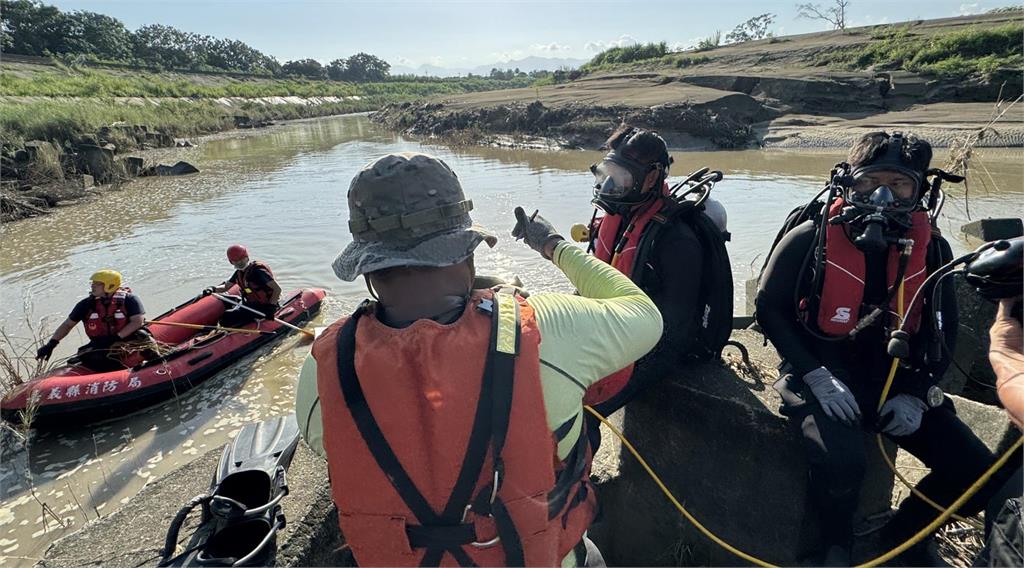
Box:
[0,114,1021,564]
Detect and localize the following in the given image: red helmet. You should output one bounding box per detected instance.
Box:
[226,244,249,263]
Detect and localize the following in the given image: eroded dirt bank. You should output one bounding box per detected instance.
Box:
[373,13,1023,150]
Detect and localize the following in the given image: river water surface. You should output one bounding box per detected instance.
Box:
[1,114,1021,563]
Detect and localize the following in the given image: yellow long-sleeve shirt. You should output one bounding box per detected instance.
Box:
[294,241,663,460]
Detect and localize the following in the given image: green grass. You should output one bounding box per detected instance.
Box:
[0,65,538,145]
[819,23,1024,78]
[0,97,385,144]
[580,42,669,72]
[0,66,534,98]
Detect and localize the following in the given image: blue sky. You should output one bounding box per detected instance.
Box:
[47,0,1012,68]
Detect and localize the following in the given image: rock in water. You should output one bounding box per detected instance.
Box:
[152,161,200,176]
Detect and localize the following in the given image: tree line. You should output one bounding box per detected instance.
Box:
[0,0,395,81]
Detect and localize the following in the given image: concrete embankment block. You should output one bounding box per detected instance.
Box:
[40,442,344,567]
[962,218,1024,244]
[589,330,897,566]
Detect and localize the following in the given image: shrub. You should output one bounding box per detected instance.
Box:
[581,42,668,71]
[694,31,722,52]
[817,23,1024,78]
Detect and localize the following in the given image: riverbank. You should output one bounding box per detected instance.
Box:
[0,110,365,223]
[372,13,1024,150]
[0,58,536,222]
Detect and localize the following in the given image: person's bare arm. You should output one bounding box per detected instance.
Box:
[990,299,1024,428]
[48,318,77,343]
[117,314,146,339]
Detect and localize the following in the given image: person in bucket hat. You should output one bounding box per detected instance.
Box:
[295,151,663,566]
[332,152,497,282]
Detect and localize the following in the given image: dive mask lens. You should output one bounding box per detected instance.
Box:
[852,172,917,200]
[592,161,634,198]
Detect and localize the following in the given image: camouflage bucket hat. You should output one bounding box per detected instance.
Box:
[332,152,497,281]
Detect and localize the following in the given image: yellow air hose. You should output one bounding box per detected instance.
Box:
[875,281,984,529]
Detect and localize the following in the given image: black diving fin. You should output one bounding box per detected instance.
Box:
[160,413,301,567]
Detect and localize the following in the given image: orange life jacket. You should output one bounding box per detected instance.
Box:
[312,290,596,567]
[84,287,132,339]
[814,199,931,336]
[237,261,275,305]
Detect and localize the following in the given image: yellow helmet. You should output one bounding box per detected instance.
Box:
[90,270,122,293]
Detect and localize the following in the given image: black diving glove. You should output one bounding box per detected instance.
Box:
[877,394,928,437]
[512,206,563,260]
[202,287,215,296]
[260,305,280,319]
[802,367,862,426]
[36,339,59,361]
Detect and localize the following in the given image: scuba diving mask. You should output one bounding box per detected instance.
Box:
[846,132,924,213]
[590,152,660,211]
[590,128,671,213]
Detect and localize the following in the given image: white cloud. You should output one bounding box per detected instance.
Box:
[531,42,571,52]
[394,56,415,66]
[958,3,981,16]
[584,35,639,52]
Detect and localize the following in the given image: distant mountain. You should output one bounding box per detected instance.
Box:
[390,56,586,78]
[469,56,587,75]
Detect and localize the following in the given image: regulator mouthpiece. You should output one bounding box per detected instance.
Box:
[854,220,888,253]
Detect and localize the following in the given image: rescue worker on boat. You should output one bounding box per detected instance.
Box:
[294,152,663,566]
[579,125,732,416]
[756,132,1001,566]
[35,270,155,372]
[202,244,282,327]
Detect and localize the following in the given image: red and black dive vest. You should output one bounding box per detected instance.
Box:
[591,189,668,277]
[813,199,932,336]
[237,261,275,305]
[583,183,733,405]
[312,290,596,567]
[84,287,132,339]
[584,188,670,403]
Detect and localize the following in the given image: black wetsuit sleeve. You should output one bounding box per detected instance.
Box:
[755,221,822,378]
[68,298,92,322]
[228,270,242,285]
[124,294,144,317]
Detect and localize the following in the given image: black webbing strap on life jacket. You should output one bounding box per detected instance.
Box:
[546,426,589,519]
[336,295,524,568]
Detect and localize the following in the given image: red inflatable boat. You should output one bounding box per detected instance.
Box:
[1,287,326,427]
